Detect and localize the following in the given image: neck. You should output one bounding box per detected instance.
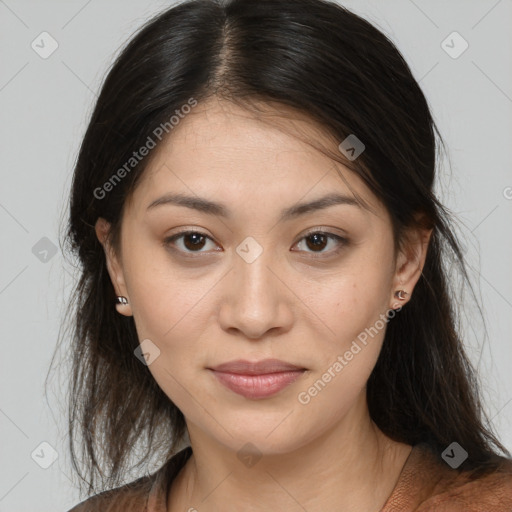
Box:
[169,398,412,512]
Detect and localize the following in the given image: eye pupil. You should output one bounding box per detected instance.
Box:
[306,233,328,251]
[184,233,206,251]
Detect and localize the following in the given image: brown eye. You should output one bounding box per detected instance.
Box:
[181,232,207,251]
[293,231,348,257]
[305,233,329,252]
[164,230,218,254]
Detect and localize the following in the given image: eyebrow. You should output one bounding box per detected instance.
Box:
[146,192,361,222]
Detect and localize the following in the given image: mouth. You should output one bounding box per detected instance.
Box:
[207,359,307,400]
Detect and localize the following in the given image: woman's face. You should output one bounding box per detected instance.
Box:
[97,98,427,455]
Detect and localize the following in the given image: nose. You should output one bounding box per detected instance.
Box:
[217,244,294,340]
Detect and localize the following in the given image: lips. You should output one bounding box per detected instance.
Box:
[208,358,306,375]
[207,359,307,399]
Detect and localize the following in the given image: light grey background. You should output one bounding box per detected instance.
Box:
[0,1,511,510]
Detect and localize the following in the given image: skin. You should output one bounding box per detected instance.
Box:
[96,97,432,512]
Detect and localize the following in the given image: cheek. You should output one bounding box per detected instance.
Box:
[122,246,223,401]
[296,283,391,424]
[301,246,394,405]
[308,252,394,347]
[123,239,211,338]
[124,252,213,413]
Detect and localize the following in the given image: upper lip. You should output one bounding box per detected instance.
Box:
[208,358,306,375]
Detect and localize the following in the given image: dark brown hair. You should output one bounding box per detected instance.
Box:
[51,0,510,497]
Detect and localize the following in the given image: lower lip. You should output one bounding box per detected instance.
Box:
[209,369,306,399]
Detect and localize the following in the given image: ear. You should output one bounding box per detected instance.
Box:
[95,217,133,317]
[390,223,433,310]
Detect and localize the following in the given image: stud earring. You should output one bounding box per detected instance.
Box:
[394,290,408,301]
[115,296,129,305]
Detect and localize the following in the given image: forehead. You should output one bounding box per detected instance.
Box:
[128,97,382,217]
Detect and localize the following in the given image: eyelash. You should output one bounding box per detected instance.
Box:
[163,229,348,259]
